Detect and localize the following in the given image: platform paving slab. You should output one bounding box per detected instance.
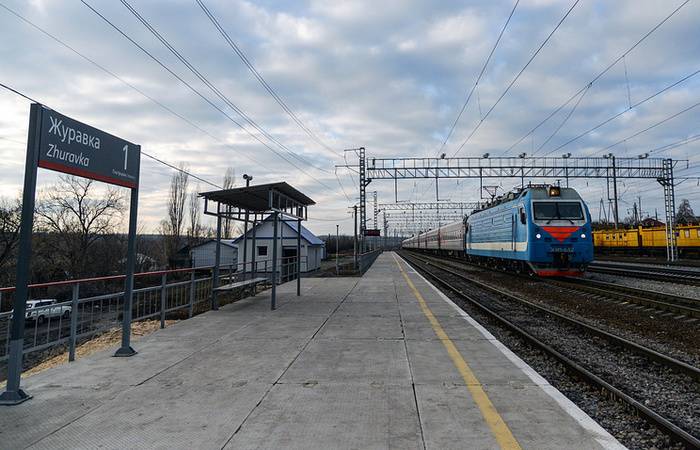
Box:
[0,252,623,450]
[225,382,423,450]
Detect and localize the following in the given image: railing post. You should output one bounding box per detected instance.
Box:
[296,217,301,296]
[68,283,79,362]
[188,267,195,319]
[211,214,222,311]
[160,273,166,329]
[271,212,279,310]
[251,220,257,279]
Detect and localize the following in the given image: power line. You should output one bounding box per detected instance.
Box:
[435,0,519,156]
[544,67,700,156]
[0,1,267,171]
[592,99,700,156]
[196,0,339,159]
[116,0,333,180]
[504,0,691,155]
[532,84,590,156]
[0,81,221,189]
[334,168,351,202]
[452,0,581,156]
[649,133,700,155]
[80,0,333,189]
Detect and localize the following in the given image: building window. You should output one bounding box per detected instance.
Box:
[257,246,268,257]
[684,230,690,238]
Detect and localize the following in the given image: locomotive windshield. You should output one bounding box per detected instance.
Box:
[533,202,584,220]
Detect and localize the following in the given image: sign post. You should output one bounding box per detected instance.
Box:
[0,104,140,405]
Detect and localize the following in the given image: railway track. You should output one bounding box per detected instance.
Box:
[414,252,700,320]
[546,277,700,320]
[400,251,700,449]
[589,261,700,286]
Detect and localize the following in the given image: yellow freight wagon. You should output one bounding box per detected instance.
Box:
[593,225,700,256]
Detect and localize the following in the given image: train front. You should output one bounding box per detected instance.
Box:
[527,186,593,276]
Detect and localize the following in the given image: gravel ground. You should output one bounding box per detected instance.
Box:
[595,258,700,272]
[585,271,700,300]
[419,254,700,366]
[403,252,698,449]
[473,271,700,367]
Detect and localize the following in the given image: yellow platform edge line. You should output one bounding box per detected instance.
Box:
[393,254,522,450]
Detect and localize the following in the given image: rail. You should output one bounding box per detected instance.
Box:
[401,251,700,448]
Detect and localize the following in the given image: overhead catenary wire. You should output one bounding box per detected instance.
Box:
[591,99,700,156]
[0,1,269,172]
[543,67,700,156]
[116,0,333,179]
[531,84,590,156]
[649,133,700,155]
[452,0,581,157]
[0,81,222,189]
[504,0,691,155]
[80,0,333,190]
[435,0,519,156]
[334,168,352,203]
[195,0,339,159]
[196,0,354,200]
[78,0,297,172]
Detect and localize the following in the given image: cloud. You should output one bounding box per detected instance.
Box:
[0,0,698,237]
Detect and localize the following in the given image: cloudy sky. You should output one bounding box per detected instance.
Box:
[1,0,699,236]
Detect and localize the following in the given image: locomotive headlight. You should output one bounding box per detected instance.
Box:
[580,233,586,239]
[535,233,541,239]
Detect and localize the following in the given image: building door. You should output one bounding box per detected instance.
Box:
[282,247,297,282]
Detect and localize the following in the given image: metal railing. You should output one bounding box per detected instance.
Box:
[337,250,382,275]
[0,255,307,365]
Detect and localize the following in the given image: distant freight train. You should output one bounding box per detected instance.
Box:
[402,185,594,276]
[593,225,700,257]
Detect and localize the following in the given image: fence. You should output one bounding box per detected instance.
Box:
[0,255,306,366]
[337,250,382,275]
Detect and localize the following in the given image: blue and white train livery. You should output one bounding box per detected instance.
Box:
[402,185,594,276]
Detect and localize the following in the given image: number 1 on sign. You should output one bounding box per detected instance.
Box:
[122,145,128,171]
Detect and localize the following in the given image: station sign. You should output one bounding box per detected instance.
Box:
[36,105,140,188]
[364,229,381,237]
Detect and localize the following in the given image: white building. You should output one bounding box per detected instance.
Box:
[189,239,238,268]
[232,216,325,274]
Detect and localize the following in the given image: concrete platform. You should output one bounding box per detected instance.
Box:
[0,253,624,450]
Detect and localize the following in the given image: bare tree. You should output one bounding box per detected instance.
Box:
[222,167,235,238]
[0,196,22,282]
[187,185,202,246]
[35,176,125,278]
[161,164,189,266]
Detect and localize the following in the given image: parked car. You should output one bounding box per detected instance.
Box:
[25,299,71,324]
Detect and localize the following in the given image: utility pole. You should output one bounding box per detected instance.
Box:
[353,205,358,268]
[612,155,619,228]
[382,211,387,250]
[335,224,339,275]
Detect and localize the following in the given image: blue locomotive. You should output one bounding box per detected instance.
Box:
[402,185,593,276]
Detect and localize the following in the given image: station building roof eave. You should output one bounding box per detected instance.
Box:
[199,181,315,219]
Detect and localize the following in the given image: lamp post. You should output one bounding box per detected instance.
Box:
[335,224,339,275]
